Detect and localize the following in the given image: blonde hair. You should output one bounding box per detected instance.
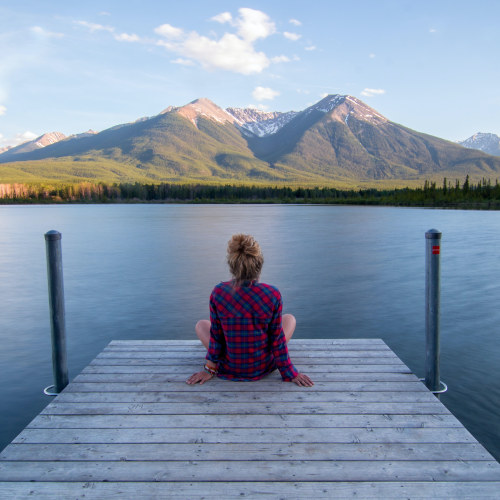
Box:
[227,234,263,285]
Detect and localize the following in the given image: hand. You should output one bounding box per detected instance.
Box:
[291,373,314,387]
[186,371,214,385]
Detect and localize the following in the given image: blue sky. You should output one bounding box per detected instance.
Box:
[1,0,499,149]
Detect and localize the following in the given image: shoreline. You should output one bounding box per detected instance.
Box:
[1,199,500,210]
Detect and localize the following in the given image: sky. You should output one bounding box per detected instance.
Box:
[1,0,499,149]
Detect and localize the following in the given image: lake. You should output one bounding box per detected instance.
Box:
[0,204,499,460]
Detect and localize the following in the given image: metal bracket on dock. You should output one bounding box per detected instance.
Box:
[419,378,448,395]
[43,385,59,396]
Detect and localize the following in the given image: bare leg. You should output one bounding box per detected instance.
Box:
[282,314,296,343]
[195,319,211,349]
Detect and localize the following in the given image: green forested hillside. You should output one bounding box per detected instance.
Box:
[252,114,500,182]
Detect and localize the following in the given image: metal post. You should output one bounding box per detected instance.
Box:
[44,230,68,394]
[425,229,444,397]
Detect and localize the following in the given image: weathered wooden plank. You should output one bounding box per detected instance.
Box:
[1,442,493,462]
[96,350,400,359]
[73,372,421,383]
[3,481,500,500]
[41,396,447,416]
[105,339,390,351]
[1,460,500,482]
[109,338,388,346]
[83,363,413,373]
[34,400,449,415]
[40,397,442,415]
[102,346,393,355]
[89,356,408,366]
[110,340,203,346]
[18,424,475,444]
[67,369,423,386]
[101,346,396,353]
[52,389,437,404]
[63,380,430,393]
[22,412,463,431]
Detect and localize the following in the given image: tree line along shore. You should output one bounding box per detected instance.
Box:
[1,176,500,208]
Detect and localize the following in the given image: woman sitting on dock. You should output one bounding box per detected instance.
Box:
[187,234,313,387]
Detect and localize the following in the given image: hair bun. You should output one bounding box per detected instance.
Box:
[227,234,264,283]
[229,234,259,257]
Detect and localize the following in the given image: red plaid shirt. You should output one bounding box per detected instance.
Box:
[206,280,299,381]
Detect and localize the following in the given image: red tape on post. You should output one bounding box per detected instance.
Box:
[432,245,440,255]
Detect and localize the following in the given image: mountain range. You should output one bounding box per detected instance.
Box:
[1,95,500,186]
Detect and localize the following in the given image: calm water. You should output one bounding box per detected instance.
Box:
[0,204,499,460]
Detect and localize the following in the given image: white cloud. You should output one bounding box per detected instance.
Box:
[252,86,280,101]
[305,45,316,51]
[235,8,275,42]
[271,55,290,63]
[75,20,114,34]
[369,53,376,58]
[155,24,184,39]
[114,33,140,42]
[289,19,302,26]
[1,130,39,148]
[76,20,141,44]
[429,28,437,33]
[185,33,269,74]
[283,31,301,41]
[211,12,233,24]
[18,131,38,142]
[155,8,278,75]
[0,105,6,116]
[30,26,64,38]
[171,58,195,66]
[210,8,275,42]
[320,92,328,99]
[361,88,386,97]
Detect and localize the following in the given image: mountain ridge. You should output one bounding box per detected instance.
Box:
[1,95,500,185]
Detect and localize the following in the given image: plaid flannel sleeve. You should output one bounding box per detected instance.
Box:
[206,291,225,364]
[269,292,299,381]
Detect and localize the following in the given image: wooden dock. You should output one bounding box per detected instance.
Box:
[1,339,499,498]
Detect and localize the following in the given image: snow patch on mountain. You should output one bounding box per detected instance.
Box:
[226,107,298,137]
[459,133,500,156]
[226,108,281,125]
[311,94,345,113]
[348,99,387,124]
